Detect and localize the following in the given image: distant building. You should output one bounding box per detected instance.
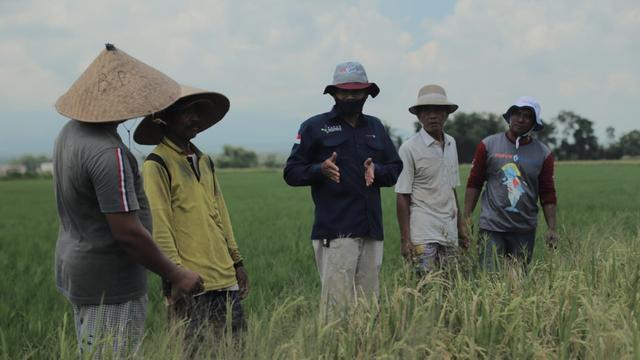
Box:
[38,162,54,175]
[0,164,27,177]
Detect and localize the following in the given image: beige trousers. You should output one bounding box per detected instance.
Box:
[312,237,383,320]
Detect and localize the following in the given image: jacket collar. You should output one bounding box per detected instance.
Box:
[327,106,369,128]
[161,137,203,156]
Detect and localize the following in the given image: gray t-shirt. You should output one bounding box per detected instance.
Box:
[478,133,551,232]
[53,120,151,305]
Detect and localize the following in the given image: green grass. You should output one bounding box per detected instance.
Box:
[0,162,639,358]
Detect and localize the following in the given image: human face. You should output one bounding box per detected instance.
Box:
[508,107,535,137]
[165,101,204,143]
[417,106,449,138]
[332,88,368,101]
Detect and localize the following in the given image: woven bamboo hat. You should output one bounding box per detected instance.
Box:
[133,84,230,145]
[55,44,180,123]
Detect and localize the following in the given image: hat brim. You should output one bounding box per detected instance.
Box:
[409,104,458,115]
[134,90,229,145]
[323,82,380,98]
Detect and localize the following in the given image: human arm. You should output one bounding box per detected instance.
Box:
[450,139,469,249]
[538,153,558,249]
[395,144,414,260]
[463,142,488,226]
[542,203,558,249]
[454,189,470,249]
[90,148,201,298]
[105,212,203,297]
[463,187,482,229]
[396,193,414,261]
[370,124,403,187]
[212,173,249,299]
[283,123,326,186]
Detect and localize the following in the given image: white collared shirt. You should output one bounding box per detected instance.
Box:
[395,128,460,246]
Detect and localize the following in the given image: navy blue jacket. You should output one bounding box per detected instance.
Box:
[284,107,402,240]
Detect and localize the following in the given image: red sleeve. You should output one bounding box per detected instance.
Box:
[466,141,487,189]
[538,153,557,205]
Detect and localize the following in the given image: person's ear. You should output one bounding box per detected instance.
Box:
[152,117,167,126]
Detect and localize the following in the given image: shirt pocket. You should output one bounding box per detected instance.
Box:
[365,137,385,161]
[413,154,439,181]
[319,135,349,160]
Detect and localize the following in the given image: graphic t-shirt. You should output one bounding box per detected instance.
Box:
[467,133,556,232]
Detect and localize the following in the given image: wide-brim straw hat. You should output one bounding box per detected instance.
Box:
[55,44,180,123]
[408,84,458,114]
[133,84,230,145]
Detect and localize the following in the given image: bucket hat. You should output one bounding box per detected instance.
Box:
[503,96,543,131]
[323,61,380,98]
[55,44,180,123]
[409,84,458,114]
[133,84,230,145]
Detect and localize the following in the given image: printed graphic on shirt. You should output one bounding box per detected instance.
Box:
[494,153,513,159]
[320,124,342,134]
[294,133,301,144]
[500,163,525,213]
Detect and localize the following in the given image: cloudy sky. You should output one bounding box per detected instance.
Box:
[1,0,638,159]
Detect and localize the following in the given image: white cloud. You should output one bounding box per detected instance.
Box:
[0,0,638,157]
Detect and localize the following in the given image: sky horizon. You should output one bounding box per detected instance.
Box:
[1,0,638,160]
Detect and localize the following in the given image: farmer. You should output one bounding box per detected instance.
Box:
[395,85,468,274]
[53,44,203,358]
[464,96,558,270]
[134,84,248,341]
[283,61,402,319]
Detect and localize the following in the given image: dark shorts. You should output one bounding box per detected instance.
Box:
[479,229,536,271]
[169,290,246,340]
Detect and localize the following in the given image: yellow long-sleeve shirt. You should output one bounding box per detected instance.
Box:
[142,138,242,291]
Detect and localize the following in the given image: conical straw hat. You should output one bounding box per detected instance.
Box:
[55,44,180,123]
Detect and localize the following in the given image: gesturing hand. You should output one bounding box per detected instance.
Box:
[364,158,375,186]
[321,152,340,183]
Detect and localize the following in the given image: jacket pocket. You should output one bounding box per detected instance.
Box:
[365,137,385,160]
[319,134,349,160]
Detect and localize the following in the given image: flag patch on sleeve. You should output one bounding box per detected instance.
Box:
[294,133,301,144]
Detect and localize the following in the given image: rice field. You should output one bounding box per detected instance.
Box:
[1,161,639,359]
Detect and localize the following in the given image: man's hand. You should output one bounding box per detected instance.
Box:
[545,229,558,250]
[458,227,470,250]
[169,267,204,301]
[400,240,415,262]
[321,152,340,183]
[364,158,375,187]
[235,266,250,300]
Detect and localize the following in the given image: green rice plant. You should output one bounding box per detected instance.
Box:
[1,163,639,358]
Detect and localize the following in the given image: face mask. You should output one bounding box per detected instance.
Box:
[334,98,366,117]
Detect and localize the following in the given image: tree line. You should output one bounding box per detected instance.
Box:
[404,110,640,163]
[5,110,638,176]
